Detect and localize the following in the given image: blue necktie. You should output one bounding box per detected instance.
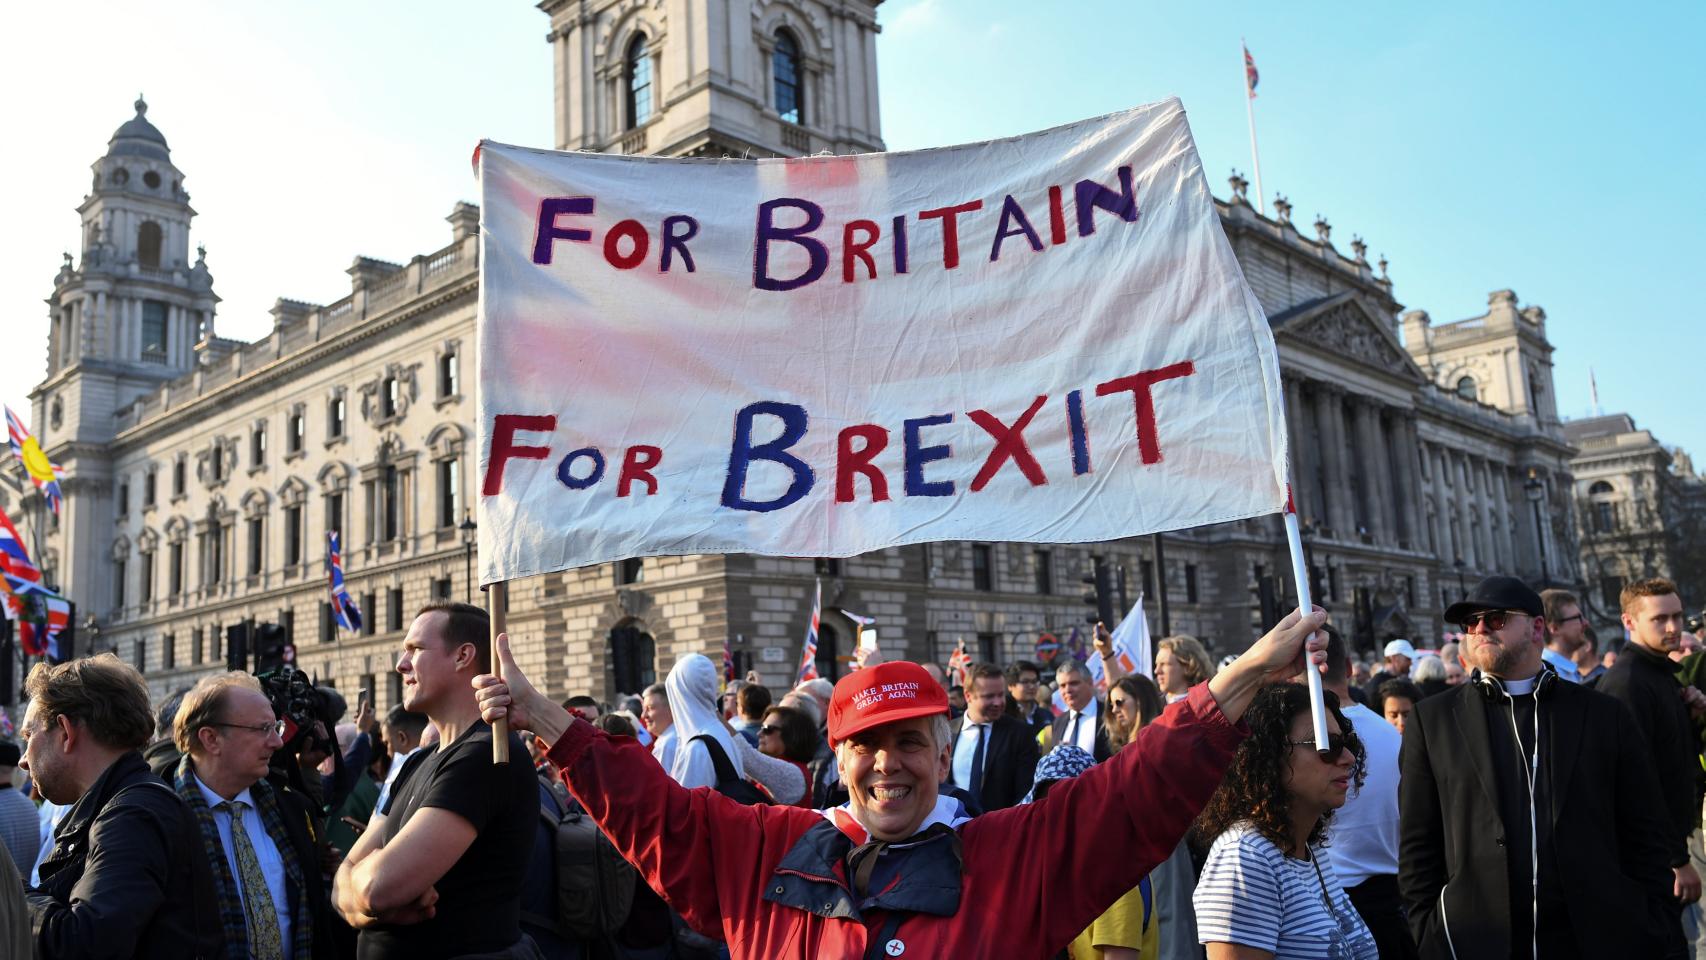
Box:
[967,724,987,797]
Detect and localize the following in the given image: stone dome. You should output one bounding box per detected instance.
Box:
[107,96,171,161]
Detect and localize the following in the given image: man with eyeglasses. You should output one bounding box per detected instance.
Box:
[1538,588,1586,683]
[22,654,220,959]
[170,671,337,958]
[1398,575,1676,959]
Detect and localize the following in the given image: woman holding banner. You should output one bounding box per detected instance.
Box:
[472,607,1328,959]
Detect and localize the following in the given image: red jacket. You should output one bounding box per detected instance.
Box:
[546,683,1245,959]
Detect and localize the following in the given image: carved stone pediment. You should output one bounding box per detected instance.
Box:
[1274,293,1427,385]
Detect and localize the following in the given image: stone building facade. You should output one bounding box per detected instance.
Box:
[29,0,1587,708]
[1565,414,1706,631]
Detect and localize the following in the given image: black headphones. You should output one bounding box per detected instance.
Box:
[1471,662,1559,702]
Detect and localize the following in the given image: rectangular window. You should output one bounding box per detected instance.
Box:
[321,602,334,643]
[211,445,224,482]
[141,301,168,360]
[247,517,263,575]
[814,557,841,577]
[382,466,399,541]
[972,544,993,592]
[388,588,404,631]
[281,608,295,646]
[118,481,130,516]
[173,459,186,497]
[252,424,266,466]
[134,638,147,672]
[330,397,346,438]
[169,542,184,595]
[439,352,459,398]
[976,632,999,666]
[284,505,302,566]
[192,627,204,665]
[388,671,403,707]
[210,625,221,662]
[114,558,126,609]
[144,469,157,506]
[433,577,452,601]
[362,592,376,635]
[616,558,644,585]
[438,458,459,529]
[1140,560,1154,598]
[208,526,224,584]
[140,551,154,603]
[162,633,175,670]
[326,493,343,540]
[382,378,399,419]
[1600,576,1624,613]
[1033,549,1053,595]
[361,673,378,710]
[1185,563,1199,604]
[289,411,305,453]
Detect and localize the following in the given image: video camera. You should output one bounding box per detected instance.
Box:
[256,664,345,758]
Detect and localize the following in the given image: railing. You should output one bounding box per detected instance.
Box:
[781,124,810,154]
[141,349,168,365]
[621,129,648,154]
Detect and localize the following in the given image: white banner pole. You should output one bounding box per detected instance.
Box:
[1283,487,1329,755]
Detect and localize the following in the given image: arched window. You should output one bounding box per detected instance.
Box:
[1455,376,1477,401]
[1588,480,1614,496]
[773,30,803,125]
[625,35,652,129]
[138,221,162,269]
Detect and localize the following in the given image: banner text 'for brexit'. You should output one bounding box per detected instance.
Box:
[476,99,1288,583]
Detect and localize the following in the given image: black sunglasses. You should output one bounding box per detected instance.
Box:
[1461,609,1530,631]
[759,725,780,735]
[1288,733,1348,762]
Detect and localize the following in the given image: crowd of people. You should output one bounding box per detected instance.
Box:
[1,573,1704,958]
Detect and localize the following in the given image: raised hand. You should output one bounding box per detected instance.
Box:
[472,632,573,745]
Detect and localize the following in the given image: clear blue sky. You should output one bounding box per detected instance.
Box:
[4,1,1701,462]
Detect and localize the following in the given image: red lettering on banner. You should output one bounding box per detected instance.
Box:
[836,425,891,502]
[968,395,1049,491]
[618,445,663,496]
[843,220,881,283]
[603,220,650,269]
[1047,185,1067,246]
[1094,362,1196,464]
[484,415,557,494]
[917,200,983,270]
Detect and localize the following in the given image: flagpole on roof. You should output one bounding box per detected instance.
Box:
[1242,39,1267,216]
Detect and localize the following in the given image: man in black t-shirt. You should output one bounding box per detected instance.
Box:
[332,601,537,959]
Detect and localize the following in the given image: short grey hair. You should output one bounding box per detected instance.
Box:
[779,691,822,729]
[1412,655,1447,684]
[641,683,668,701]
[1054,659,1092,682]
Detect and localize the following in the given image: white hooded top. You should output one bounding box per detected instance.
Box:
[665,653,744,790]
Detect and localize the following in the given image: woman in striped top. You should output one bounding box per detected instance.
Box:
[1191,683,1378,960]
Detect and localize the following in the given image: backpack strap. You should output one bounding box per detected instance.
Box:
[690,734,741,787]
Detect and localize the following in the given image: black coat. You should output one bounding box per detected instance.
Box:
[1397,678,1674,959]
[947,714,1039,813]
[1049,703,1112,763]
[1595,642,1700,866]
[28,751,221,959]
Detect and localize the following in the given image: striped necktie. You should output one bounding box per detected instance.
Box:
[218,800,285,960]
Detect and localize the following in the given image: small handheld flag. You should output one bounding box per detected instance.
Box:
[327,532,363,633]
[797,578,821,684]
[15,590,71,661]
[947,637,972,688]
[5,406,64,516]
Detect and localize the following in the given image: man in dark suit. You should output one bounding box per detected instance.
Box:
[947,664,1039,813]
[1399,575,1675,959]
[1050,659,1111,762]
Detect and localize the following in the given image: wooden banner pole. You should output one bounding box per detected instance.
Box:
[489,580,510,765]
[1282,486,1331,757]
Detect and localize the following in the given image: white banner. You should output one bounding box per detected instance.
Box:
[476,99,1287,582]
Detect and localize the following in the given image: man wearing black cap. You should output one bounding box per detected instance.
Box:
[1398,574,1676,959]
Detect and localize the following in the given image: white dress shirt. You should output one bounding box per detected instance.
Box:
[1061,699,1100,755]
[376,745,420,813]
[194,774,292,949]
[951,722,990,789]
[651,725,678,772]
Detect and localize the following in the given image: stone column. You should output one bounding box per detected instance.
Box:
[1313,387,1353,536]
[1370,406,1400,545]
[1350,401,1385,542]
[1284,377,1321,524]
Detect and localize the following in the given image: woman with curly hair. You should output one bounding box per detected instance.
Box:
[1155,635,1216,704]
[1192,682,1377,959]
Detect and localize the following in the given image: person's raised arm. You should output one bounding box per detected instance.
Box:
[1207,607,1328,723]
[1093,622,1126,685]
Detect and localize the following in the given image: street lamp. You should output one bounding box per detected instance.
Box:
[459,510,478,603]
[1523,469,1547,586]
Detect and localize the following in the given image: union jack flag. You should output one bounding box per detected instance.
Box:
[1244,44,1259,99]
[0,505,45,598]
[6,406,63,515]
[15,591,71,660]
[947,637,972,688]
[797,578,821,684]
[327,532,362,633]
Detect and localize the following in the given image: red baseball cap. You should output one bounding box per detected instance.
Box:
[827,662,949,747]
